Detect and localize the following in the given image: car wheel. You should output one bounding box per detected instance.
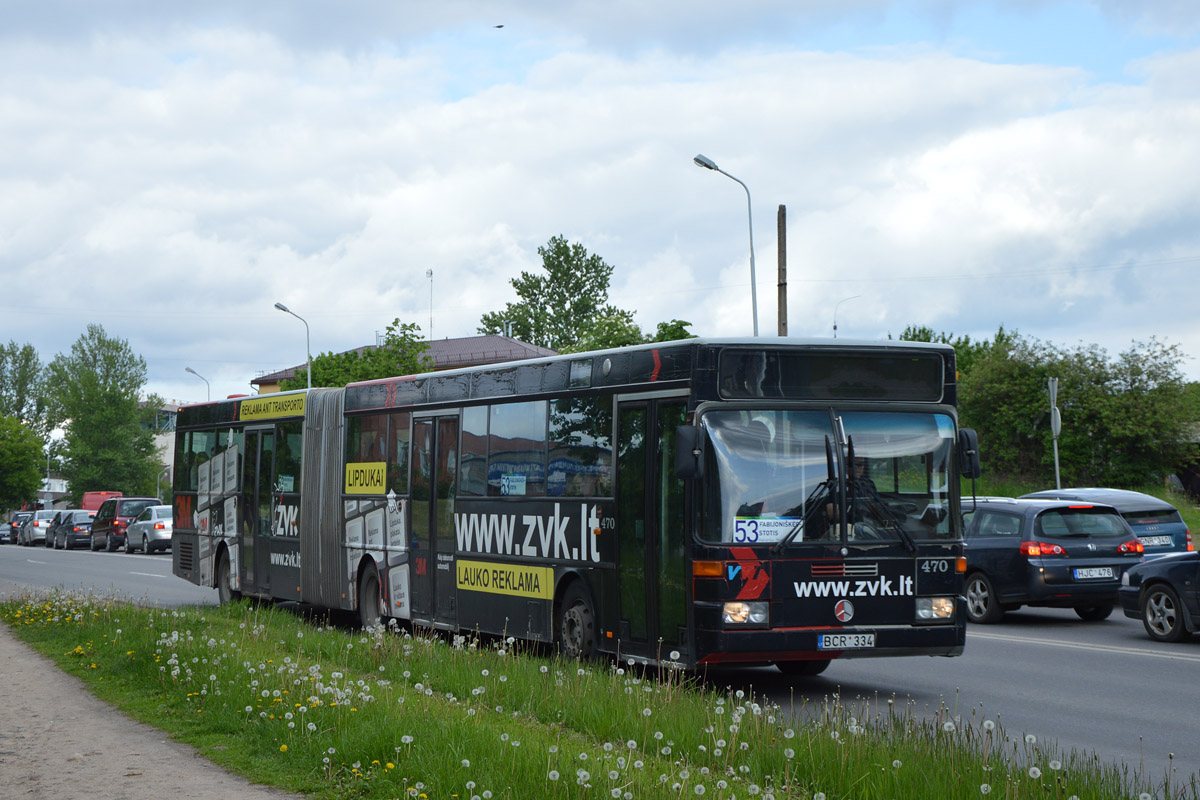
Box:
[106,535,119,552]
[557,583,597,660]
[776,659,831,677]
[965,573,1004,624]
[216,549,241,605]
[357,569,382,630]
[1074,603,1114,622]
[1141,584,1189,643]
[125,533,136,554]
[143,535,151,554]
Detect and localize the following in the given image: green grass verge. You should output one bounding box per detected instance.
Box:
[4,591,1194,799]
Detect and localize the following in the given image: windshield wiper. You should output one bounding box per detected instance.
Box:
[772,436,836,554]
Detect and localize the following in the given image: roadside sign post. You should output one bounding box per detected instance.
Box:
[1048,377,1062,490]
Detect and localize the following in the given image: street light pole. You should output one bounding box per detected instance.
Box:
[274,302,312,390]
[694,153,758,337]
[184,367,210,401]
[832,295,861,338]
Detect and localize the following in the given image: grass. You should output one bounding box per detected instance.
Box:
[4,591,1196,800]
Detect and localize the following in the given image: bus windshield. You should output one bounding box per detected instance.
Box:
[700,409,957,544]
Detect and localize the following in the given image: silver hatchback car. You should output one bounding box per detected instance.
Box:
[124,505,173,554]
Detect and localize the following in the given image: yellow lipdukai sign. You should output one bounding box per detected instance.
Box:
[345,462,386,494]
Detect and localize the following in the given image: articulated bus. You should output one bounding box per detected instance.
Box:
[172,338,980,674]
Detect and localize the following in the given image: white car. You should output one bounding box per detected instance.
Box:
[124,505,173,554]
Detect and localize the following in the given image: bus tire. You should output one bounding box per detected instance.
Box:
[557,583,596,660]
[775,659,831,677]
[358,569,382,630]
[965,572,1003,624]
[216,549,240,605]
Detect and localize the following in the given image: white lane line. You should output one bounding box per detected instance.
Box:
[968,630,1200,663]
[130,571,168,579]
[25,559,47,565]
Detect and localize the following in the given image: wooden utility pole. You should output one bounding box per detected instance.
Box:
[777,204,787,337]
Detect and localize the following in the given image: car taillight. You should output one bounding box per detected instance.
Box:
[1020,541,1066,556]
[154,522,165,530]
[73,526,83,532]
[1118,539,1145,555]
[114,520,127,531]
[1187,529,1194,552]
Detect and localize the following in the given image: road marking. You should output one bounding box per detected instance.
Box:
[130,572,168,579]
[968,630,1200,663]
[25,559,47,565]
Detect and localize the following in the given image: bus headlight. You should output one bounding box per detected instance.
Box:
[723,601,769,625]
[915,597,955,620]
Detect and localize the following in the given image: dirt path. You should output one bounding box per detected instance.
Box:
[0,623,305,800]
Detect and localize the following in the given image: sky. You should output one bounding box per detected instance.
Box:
[3,0,1200,404]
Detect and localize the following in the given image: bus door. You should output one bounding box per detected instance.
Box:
[616,397,688,661]
[411,414,459,627]
[240,427,275,595]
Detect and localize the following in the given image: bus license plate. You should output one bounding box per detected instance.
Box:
[818,633,875,650]
[1073,567,1114,580]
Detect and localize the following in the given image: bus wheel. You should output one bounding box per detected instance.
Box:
[775,659,831,677]
[216,550,240,605]
[358,570,382,630]
[965,573,1003,623]
[558,584,596,660]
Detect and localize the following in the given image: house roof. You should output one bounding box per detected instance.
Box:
[252,335,556,386]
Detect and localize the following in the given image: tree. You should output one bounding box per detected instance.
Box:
[958,332,1194,487]
[45,324,161,502]
[281,318,432,391]
[896,324,1015,378]
[0,340,47,437]
[0,415,42,511]
[479,235,638,351]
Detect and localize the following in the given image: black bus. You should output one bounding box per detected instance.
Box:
[172,338,980,674]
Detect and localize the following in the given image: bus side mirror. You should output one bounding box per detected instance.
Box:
[958,428,982,479]
[675,425,704,480]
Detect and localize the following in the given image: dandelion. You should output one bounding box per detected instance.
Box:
[279,744,288,752]
[695,786,706,795]
[815,793,826,800]
[784,748,794,759]
[626,740,637,749]
[462,759,470,768]
[401,735,413,745]
[893,759,902,768]
[642,707,652,717]
[548,771,560,781]
[1025,734,1037,745]
[943,721,956,733]
[983,719,995,731]
[1028,766,1042,779]
[1049,760,1061,771]
[980,785,991,795]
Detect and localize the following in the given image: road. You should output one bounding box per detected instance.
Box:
[2,544,1197,789]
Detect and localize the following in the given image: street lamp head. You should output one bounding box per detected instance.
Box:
[185,367,198,377]
[693,153,718,171]
[274,301,290,313]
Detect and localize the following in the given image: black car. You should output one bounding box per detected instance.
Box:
[962,497,1145,623]
[3,512,32,544]
[55,510,96,550]
[1119,552,1200,642]
[1021,488,1192,559]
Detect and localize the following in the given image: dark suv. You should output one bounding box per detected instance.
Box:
[962,497,1145,623]
[91,497,161,552]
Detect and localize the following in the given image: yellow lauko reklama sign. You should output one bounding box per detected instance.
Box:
[456,559,554,600]
[344,462,386,494]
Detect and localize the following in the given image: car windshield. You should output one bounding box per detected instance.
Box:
[700,409,958,543]
[1035,508,1129,538]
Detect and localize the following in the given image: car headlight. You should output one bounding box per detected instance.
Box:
[723,601,769,625]
[915,596,955,620]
